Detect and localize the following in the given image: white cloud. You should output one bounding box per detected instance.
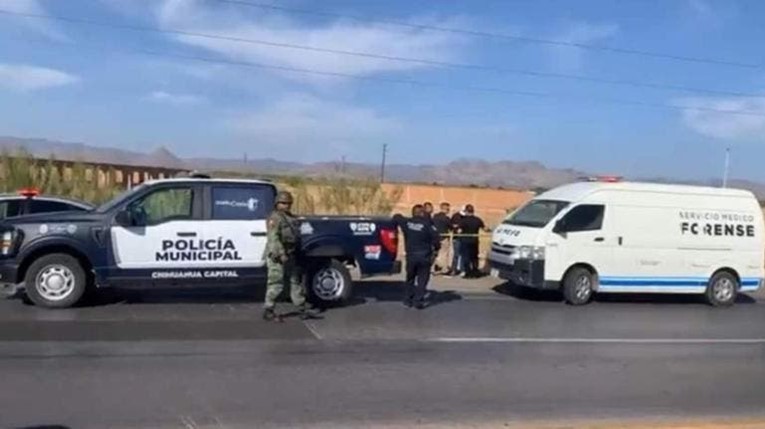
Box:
[153,0,466,84]
[2,0,68,40]
[549,22,620,70]
[147,90,205,105]
[0,63,79,91]
[228,94,400,155]
[678,96,765,140]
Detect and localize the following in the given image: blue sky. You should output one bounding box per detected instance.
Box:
[1,0,765,181]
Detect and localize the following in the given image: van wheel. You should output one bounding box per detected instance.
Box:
[705,271,738,307]
[24,253,87,309]
[308,259,353,306]
[563,267,595,306]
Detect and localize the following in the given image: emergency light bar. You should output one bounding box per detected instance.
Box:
[17,188,40,197]
[579,176,622,183]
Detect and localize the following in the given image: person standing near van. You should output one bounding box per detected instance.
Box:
[432,202,452,274]
[458,204,487,278]
[447,206,466,276]
[393,204,441,309]
[423,201,434,221]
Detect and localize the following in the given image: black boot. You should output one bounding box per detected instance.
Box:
[299,305,321,320]
[262,308,282,322]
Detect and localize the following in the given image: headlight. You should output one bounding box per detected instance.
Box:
[1,231,14,256]
[516,245,545,260]
[532,246,545,260]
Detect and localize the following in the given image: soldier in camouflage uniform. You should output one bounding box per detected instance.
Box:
[263,191,318,321]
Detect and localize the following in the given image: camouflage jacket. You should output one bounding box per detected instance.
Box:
[266,210,301,259]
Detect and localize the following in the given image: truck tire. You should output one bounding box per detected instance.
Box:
[308,259,353,305]
[24,253,87,309]
[562,267,595,306]
[705,271,738,307]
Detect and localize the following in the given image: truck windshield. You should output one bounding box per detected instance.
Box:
[503,199,569,228]
[95,184,147,213]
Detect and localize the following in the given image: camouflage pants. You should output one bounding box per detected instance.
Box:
[264,256,306,309]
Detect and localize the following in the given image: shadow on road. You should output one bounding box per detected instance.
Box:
[492,283,562,302]
[14,426,71,429]
[61,286,264,307]
[22,280,464,309]
[494,282,757,305]
[341,280,463,309]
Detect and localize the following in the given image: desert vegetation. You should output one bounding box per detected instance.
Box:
[0,151,402,216]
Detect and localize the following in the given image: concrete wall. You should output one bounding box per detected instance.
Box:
[383,183,533,227]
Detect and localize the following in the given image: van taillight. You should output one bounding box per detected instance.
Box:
[379,228,398,257]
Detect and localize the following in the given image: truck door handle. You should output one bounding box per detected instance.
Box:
[251,232,267,237]
[177,232,197,237]
[618,237,623,246]
[594,237,604,242]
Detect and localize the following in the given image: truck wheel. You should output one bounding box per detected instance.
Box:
[562,267,595,306]
[705,271,738,307]
[24,254,87,309]
[308,259,353,305]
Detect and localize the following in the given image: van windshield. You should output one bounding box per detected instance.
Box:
[503,199,569,228]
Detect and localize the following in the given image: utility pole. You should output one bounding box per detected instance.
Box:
[722,147,730,188]
[380,143,388,183]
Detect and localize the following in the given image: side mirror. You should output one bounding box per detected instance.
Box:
[553,219,566,234]
[114,209,133,227]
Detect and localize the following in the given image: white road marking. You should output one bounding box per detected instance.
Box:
[304,321,323,340]
[431,337,765,344]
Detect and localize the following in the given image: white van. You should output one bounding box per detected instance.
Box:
[488,179,765,306]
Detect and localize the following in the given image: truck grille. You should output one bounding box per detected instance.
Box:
[491,243,516,255]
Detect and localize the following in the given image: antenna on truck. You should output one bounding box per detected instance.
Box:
[722,147,730,188]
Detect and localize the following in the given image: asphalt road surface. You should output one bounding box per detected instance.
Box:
[1,279,765,429]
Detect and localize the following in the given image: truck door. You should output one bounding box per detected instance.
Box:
[111,185,202,269]
[199,184,275,272]
[545,204,613,282]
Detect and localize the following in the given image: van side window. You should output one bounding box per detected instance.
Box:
[563,205,605,232]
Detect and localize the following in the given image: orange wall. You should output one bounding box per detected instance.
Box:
[383,183,532,227]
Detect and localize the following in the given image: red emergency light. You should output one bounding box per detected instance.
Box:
[17,188,40,198]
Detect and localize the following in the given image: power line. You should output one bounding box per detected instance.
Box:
[213,0,764,70]
[0,8,760,98]
[10,35,765,118]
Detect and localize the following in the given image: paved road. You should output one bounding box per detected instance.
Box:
[1,279,765,428]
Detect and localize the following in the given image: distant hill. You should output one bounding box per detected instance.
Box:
[1,136,763,198]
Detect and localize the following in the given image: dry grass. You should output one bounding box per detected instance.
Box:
[279,176,403,216]
[0,150,122,203]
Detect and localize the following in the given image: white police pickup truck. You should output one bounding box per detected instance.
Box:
[0,177,401,308]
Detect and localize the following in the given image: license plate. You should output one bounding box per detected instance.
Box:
[490,268,500,278]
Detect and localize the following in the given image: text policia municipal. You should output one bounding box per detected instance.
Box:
[155,238,242,262]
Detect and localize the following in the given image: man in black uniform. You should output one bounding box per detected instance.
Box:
[458,204,487,278]
[432,202,452,274]
[423,202,434,221]
[393,204,440,309]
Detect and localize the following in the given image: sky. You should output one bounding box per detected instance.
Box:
[1,0,765,181]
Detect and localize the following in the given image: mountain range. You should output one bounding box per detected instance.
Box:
[2,136,764,198]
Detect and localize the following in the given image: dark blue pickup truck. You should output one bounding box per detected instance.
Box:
[0,177,400,308]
